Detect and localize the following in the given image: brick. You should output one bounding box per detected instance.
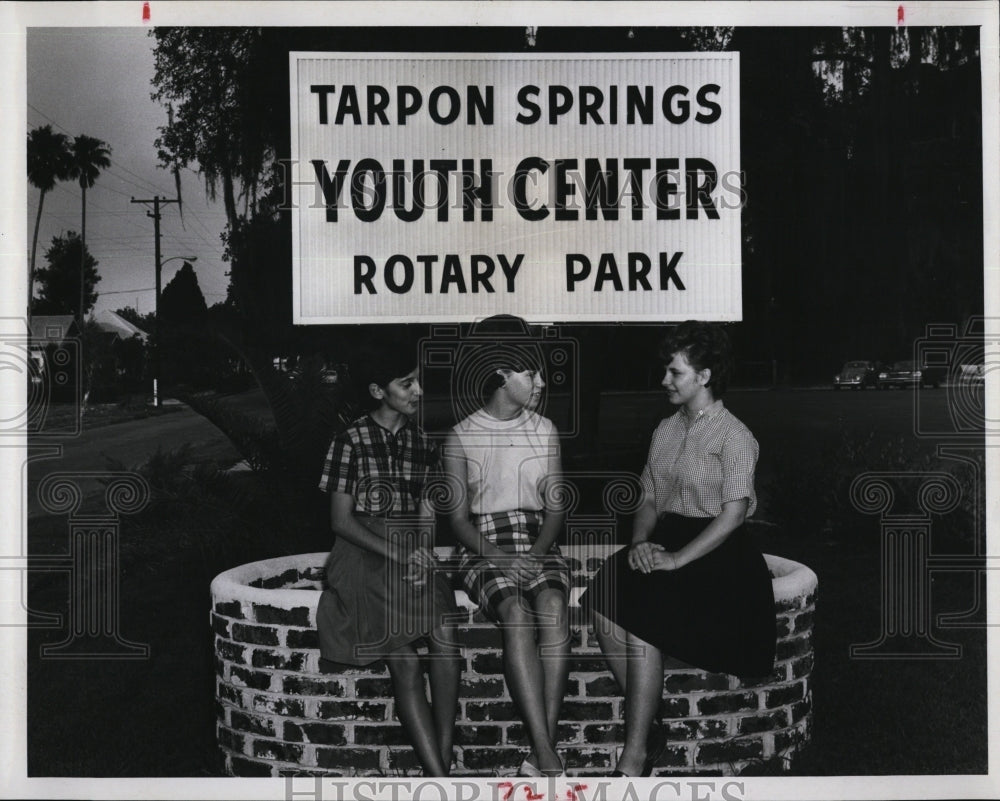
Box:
[252,649,307,671]
[316,701,388,721]
[470,652,503,674]
[320,658,387,675]
[775,725,809,755]
[229,665,274,691]
[737,666,788,687]
[775,636,810,661]
[560,747,614,769]
[583,723,624,743]
[737,710,789,734]
[284,721,348,745]
[217,726,246,753]
[696,692,758,715]
[647,744,691,768]
[231,622,280,646]
[282,676,347,696]
[218,682,243,704]
[254,568,300,589]
[457,626,504,648]
[277,768,330,777]
[286,628,320,649]
[775,596,802,613]
[764,683,804,708]
[386,748,422,773]
[250,695,305,717]
[230,755,273,776]
[459,677,506,698]
[355,678,394,698]
[230,710,276,737]
[791,696,811,723]
[662,719,730,740]
[774,616,792,638]
[303,565,326,582]
[506,722,581,744]
[315,747,381,770]
[214,600,244,618]
[465,701,518,722]
[695,737,764,765]
[216,639,247,664]
[460,747,524,771]
[660,697,691,718]
[560,701,615,721]
[790,654,815,679]
[792,610,815,633]
[253,739,304,762]
[354,724,408,745]
[584,675,621,697]
[215,656,225,677]
[455,725,503,745]
[253,603,311,627]
[570,656,614,672]
[663,671,732,693]
[211,614,231,638]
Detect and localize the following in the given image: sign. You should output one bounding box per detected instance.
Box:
[290,52,741,323]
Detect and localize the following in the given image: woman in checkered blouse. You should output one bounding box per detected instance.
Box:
[317,346,461,776]
[581,321,776,777]
[443,341,571,778]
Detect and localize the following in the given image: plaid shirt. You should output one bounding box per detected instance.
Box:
[640,400,758,517]
[318,415,439,516]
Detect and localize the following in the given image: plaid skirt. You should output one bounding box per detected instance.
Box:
[457,509,570,622]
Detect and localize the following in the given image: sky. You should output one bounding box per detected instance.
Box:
[26,27,230,317]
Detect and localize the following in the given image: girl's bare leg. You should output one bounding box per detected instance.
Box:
[428,619,462,770]
[614,631,663,776]
[534,588,570,744]
[386,644,448,776]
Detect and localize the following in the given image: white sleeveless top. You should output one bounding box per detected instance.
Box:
[450,408,557,515]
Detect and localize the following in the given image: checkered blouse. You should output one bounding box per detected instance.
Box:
[318,415,439,516]
[640,400,759,517]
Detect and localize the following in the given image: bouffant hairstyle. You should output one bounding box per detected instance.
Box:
[478,344,538,404]
[659,320,734,398]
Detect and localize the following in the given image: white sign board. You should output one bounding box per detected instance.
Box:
[290,52,741,323]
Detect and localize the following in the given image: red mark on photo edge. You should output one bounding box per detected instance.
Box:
[897,5,905,25]
[142,1,150,23]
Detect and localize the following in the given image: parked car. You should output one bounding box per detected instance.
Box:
[833,360,878,390]
[877,360,946,389]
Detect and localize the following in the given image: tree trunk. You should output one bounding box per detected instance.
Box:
[79,184,87,323]
[29,189,46,323]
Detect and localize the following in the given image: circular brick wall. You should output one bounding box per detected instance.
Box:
[211,548,817,777]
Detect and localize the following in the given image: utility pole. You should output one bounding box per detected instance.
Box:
[131,195,179,407]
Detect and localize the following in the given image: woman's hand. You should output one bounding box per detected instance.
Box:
[628,541,665,573]
[650,549,679,572]
[509,552,543,584]
[402,546,438,587]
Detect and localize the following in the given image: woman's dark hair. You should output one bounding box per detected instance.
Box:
[353,339,419,409]
[478,344,538,403]
[659,320,734,398]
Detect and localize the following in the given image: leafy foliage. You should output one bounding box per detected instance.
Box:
[33,231,100,318]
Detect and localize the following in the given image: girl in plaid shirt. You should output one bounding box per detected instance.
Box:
[317,347,461,776]
[582,321,776,777]
[443,338,571,778]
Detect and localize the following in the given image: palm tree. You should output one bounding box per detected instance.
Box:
[27,125,71,319]
[68,134,111,321]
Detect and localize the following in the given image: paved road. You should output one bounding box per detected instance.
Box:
[25,385,982,520]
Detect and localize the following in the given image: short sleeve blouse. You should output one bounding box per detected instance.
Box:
[639,400,758,517]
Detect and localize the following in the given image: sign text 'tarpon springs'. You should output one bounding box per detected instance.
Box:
[289,52,741,323]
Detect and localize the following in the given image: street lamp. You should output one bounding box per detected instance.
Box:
[153,254,197,407]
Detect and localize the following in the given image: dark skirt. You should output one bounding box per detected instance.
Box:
[317,514,458,666]
[579,513,776,678]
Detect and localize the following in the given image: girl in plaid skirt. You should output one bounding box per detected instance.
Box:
[443,340,571,777]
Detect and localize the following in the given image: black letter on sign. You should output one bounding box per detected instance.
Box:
[659,252,685,290]
[355,256,377,294]
[385,255,415,294]
[312,159,351,222]
[352,159,386,222]
[685,159,719,220]
[695,84,722,123]
[310,85,336,124]
[514,157,549,221]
